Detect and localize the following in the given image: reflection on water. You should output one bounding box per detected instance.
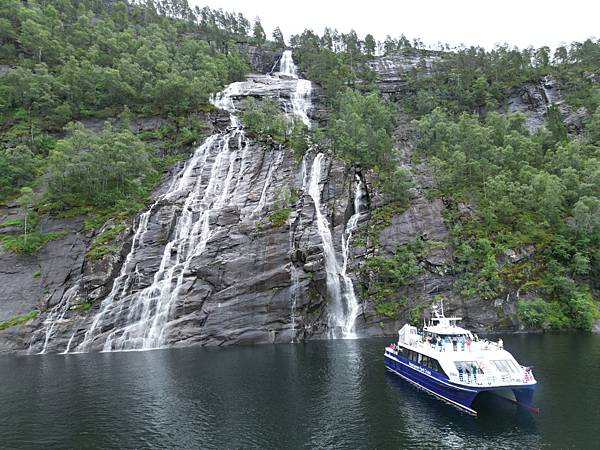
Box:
[0,335,597,448]
[384,373,540,449]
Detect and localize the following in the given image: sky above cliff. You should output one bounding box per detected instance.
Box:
[193,0,598,50]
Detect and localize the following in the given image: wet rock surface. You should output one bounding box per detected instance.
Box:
[1,50,569,353]
[0,215,89,323]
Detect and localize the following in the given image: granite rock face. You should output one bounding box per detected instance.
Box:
[244,46,282,74]
[367,52,439,100]
[0,49,565,353]
[504,74,588,133]
[0,212,89,322]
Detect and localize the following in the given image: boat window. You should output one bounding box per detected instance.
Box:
[429,358,444,375]
[492,360,518,373]
[505,360,520,373]
[422,355,430,368]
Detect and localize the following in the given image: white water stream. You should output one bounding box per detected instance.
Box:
[66,50,313,352]
[35,50,363,352]
[307,154,365,338]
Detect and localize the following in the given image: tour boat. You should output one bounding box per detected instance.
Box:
[384,303,537,415]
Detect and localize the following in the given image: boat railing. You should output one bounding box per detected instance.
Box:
[407,339,502,353]
[450,365,535,386]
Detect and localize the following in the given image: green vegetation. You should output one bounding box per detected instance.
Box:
[0,0,253,251]
[74,302,93,312]
[0,145,39,199]
[241,98,312,159]
[290,29,378,103]
[0,310,39,331]
[0,1,598,330]
[375,299,407,319]
[48,122,154,210]
[268,208,293,228]
[0,1,250,138]
[354,202,410,248]
[410,304,428,326]
[416,107,599,329]
[242,98,288,143]
[86,224,128,261]
[361,241,423,317]
[328,88,395,169]
[267,187,298,227]
[1,231,66,254]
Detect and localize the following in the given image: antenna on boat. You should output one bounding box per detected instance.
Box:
[441,299,445,317]
[431,303,440,318]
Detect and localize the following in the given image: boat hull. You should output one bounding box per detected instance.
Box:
[384,352,536,415]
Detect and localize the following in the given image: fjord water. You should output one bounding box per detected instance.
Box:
[1,334,598,449]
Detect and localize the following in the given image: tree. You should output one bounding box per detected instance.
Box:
[381,167,414,205]
[252,17,266,47]
[17,187,35,244]
[0,146,37,198]
[364,34,376,56]
[327,88,395,168]
[534,46,550,68]
[48,122,154,208]
[272,26,285,49]
[4,66,62,143]
[586,105,600,142]
[383,35,396,55]
[547,105,568,143]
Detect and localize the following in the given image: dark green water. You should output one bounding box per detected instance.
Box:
[0,334,598,449]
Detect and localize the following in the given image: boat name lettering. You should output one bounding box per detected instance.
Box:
[408,361,431,376]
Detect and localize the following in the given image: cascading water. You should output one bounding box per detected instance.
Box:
[291,79,312,128]
[288,153,311,342]
[37,50,315,353]
[307,154,343,333]
[31,281,81,354]
[278,50,297,77]
[254,148,285,215]
[73,124,247,352]
[339,176,366,337]
[278,49,312,128]
[307,155,365,338]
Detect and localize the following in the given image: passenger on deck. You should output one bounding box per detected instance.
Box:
[498,337,504,349]
[466,337,472,352]
[452,337,458,352]
[478,362,485,375]
[471,362,478,381]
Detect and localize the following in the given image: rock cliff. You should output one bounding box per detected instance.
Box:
[0,49,579,354]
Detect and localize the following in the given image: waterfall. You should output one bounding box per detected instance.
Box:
[307,154,364,338]
[74,121,251,352]
[52,50,315,353]
[291,79,312,128]
[254,148,285,215]
[288,153,311,342]
[307,154,344,335]
[279,50,312,128]
[339,176,366,337]
[31,281,80,354]
[279,50,297,77]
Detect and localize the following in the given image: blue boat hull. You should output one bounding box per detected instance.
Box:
[384,353,535,415]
